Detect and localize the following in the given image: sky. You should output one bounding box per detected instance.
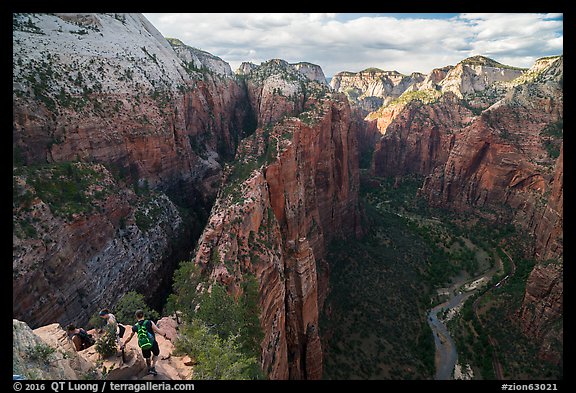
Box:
[143,13,563,77]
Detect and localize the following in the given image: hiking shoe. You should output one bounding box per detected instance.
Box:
[148,367,157,376]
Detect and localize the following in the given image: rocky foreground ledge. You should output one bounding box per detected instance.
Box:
[13,317,192,380]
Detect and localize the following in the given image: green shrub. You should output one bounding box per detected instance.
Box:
[195,278,262,359]
[95,325,117,358]
[27,343,55,363]
[114,291,160,324]
[14,162,106,219]
[165,261,203,318]
[175,320,260,380]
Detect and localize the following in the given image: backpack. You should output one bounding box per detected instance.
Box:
[136,320,154,350]
[77,329,95,346]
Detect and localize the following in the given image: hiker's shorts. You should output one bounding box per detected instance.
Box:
[142,340,160,358]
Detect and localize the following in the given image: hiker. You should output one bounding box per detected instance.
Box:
[121,310,168,376]
[66,324,95,351]
[99,308,126,344]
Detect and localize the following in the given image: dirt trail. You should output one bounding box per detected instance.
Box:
[80,316,193,380]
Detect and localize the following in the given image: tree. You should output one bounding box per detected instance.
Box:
[238,275,263,358]
[175,320,259,380]
[165,260,203,320]
[95,324,117,358]
[196,282,241,340]
[114,291,159,324]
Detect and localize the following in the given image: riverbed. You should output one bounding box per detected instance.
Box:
[427,254,502,380]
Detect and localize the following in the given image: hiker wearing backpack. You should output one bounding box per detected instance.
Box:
[66,324,95,351]
[99,308,126,344]
[120,310,167,376]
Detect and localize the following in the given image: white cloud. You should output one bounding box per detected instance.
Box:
[143,13,563,76]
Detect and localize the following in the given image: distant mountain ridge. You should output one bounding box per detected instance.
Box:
[330,55,528,112]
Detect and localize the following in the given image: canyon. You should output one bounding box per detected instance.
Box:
[13,13,562,380]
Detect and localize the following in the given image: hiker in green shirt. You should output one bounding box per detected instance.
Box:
[121,309,167,375]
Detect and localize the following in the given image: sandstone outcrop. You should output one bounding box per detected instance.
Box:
[167,37,234,77]
[13,319,95,379]
[330,68,425,112]
[292,62,328,85]
[13,316,192,380]
[439,55,526,98]
[236,61,258,76]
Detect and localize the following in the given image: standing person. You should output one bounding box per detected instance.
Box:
[66,324,95,351]
[99,308,126,344]
[121,310,167,376]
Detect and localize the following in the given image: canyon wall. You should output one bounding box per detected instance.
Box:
[361,54,563,365]
[12,13,249,328]
[330,68,425,113]
[190,61,360,379]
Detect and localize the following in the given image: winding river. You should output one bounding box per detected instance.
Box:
[428,289,473,379]
[427,254,503,380]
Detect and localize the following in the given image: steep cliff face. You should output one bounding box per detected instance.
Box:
[13,163,186,328]
[359,55,563,366]
[517,144,563,364]
[292,62,328,85]
[167,37,234,77]
[439,55,526,98]
[420,57,563,362]
[13,13,248,328]
[344,59,523,176]
[191,63,360,379]
[330,68,425,112]
[422,57,563,229]
[236,61,258,76]
[517,260,563,364]
[406,65,452,92]
[13,13,247,194]
[239,59,331,128]
[532,144,563,260]
[367,92,475,177]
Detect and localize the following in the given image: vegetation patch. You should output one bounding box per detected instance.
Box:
[13,162,110,220]
[167,261,264,379]
[448,251,562,379]
[26,343,56,363]
[95,325,118,359]
[321,171,553,380]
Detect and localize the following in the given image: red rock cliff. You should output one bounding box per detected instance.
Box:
[517,144,563,364]
[191,89,360,379]
[361,55,563,365]
[368,92,475,177]
[420,57,563,362]
[12,13,249,328]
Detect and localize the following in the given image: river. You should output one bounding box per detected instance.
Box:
[427,254,502,380]
[428,289,473,379]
